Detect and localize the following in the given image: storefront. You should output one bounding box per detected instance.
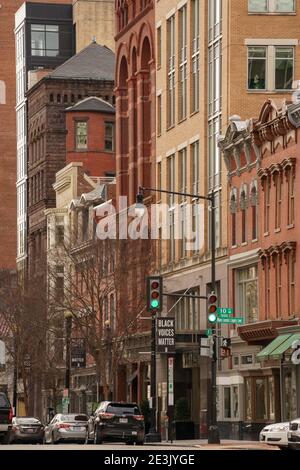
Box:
[257,325,300,422]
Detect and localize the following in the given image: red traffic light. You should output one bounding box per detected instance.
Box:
[208,304,217,313]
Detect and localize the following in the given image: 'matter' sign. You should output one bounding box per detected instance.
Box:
[156,317,175,354]
[71,339,86,368]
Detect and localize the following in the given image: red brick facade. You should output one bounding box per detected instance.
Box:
[115,0,155,205]
[220,99,300,339]
[66,104,115,177]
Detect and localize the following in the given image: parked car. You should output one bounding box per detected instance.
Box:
[86,401,145,445]
[44,413,88,444]
[288,418,300,450]
[10,417,44,444]
[0,392,13,444]
[259,422,289,449]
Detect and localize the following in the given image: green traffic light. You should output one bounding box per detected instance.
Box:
[150,299,159,309]
[208,313,217,323]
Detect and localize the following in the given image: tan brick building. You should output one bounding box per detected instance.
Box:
[155,0,300,438]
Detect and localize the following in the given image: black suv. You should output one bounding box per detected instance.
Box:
[86,402,145,445]
[0,392,13,444]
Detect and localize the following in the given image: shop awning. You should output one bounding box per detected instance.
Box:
[256,334,291,361]
[269,333,300,359]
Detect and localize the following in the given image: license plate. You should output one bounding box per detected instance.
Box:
[71,426,85,431]
[26,428,34,433]
[131,431,137,436]
[119,418,128,424]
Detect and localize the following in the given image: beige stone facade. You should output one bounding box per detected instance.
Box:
[73,0,115,52]
[155,0,300,438]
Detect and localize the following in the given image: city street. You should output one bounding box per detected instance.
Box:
[0,441,280,451]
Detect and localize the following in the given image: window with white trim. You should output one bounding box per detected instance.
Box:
[248,45,294,91]
[167,15,176,128]
[236,265,258,324]
[178,5,187,121]
[248,0,295,13]
[191,0,200,113]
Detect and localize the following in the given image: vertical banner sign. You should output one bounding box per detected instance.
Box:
[71,339,86,368]
[168,357,174,406]
[156,317,175,353]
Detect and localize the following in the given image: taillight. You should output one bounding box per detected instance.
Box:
[100,413,114,420]
[8,408,13,422]
[133,415,144,421]
[57,423,70,429]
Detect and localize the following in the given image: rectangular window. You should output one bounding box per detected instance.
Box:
[275,256,282,318]
[242,208,247,243]
[275,173,282,229]
[236,265,258,324]
[252,204,257,240]
[248,45,294,91]
[167,15,176,128]
[264,177,270,233]
[76,121,88,150]
[248,46,267,90]
[288,252,295,316]
[249,0,295,12]
[288,168,295,225]
[224,387,231,419]
[55,225,64,245]
[178,6,187,121]
[105,122,114,152]
[191,0,200,113]
[275,47,294,90]
[157,26,161,68]
[191,141,200,195]
[157,161,162,203]
[179,148,187,201]
[174,288,200,331]
[31,24,59,57]
[157,94,162,136]
[167,154,175,206]
[232,212,236,247]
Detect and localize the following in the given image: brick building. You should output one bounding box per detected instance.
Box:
[114,0,156,405]
[219,98,300,437]
[27,42,115,277]
[65,96,115,177]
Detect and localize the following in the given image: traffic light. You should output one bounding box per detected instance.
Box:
[208,292,218,324]
[147,276,163,313]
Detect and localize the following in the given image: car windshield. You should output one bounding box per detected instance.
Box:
[106,404,140,415]
[16,418,41,425]
[60,414,88,422]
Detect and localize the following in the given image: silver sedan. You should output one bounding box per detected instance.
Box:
[44,413,88,444]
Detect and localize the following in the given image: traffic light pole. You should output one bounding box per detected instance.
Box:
[138,186,220,444]
[145,312,161,443]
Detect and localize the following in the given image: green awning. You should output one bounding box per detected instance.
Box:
[269,333,300,358]
[257,334,292,361]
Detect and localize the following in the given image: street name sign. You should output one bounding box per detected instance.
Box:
[217,317,244,325]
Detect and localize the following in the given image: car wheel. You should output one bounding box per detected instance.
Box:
[136,440,144,446]
[94,426,102,444]
[0,430,11,445]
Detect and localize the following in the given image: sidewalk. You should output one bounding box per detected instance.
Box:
[147,439,278,450]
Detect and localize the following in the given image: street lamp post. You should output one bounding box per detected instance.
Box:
[64,311,72,413]
[137,185,220,444]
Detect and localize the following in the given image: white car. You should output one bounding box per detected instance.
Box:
[259,422,289,449]
[288,418,300,450]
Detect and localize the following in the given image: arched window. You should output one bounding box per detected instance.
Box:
[230,190,237,247]
[250,183,258,241]
[240,186,248,244]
